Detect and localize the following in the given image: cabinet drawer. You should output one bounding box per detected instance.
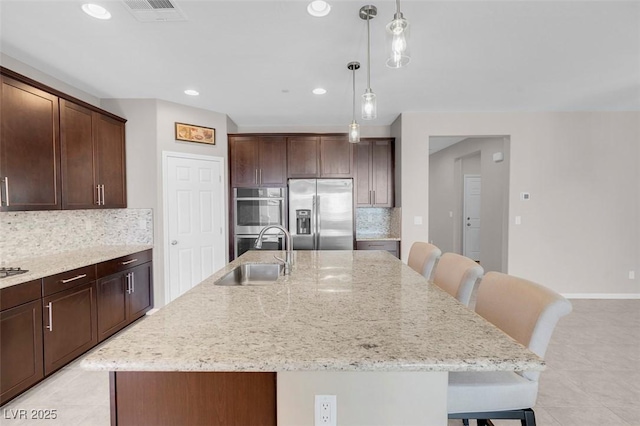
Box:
[43,265,96,296]
[0,279,42,311]
[356,241,398,251]
[97,249,152,278]
[356,240,400,259]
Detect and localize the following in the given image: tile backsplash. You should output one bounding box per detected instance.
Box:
[355,207,401,238]
[0,209,153,263]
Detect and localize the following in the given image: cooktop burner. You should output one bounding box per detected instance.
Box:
[0,267,28,279]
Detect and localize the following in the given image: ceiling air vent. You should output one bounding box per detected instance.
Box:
[122,0,187,22]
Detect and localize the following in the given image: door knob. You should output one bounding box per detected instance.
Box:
[466,223,471,226]
[171,240,178,245]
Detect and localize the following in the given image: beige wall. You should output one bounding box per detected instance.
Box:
[1,53,100,107]
[101,99,230,307]
[400,112,640,296]
[429,137,508,273]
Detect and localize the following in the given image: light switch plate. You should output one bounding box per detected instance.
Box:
[414,216,423,225]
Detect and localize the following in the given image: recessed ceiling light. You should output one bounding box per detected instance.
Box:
[184,89,199,96]
[81,4,111,20]
[312,88,327,95]
[307,1,331,17]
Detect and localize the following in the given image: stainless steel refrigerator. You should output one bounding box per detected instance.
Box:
[288,179,354,250]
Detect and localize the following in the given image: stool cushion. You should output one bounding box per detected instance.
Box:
[448,371,538,414]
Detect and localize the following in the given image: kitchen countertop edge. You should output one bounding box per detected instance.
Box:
[0,245,154,289]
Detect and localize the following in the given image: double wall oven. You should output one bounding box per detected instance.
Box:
[233,188,286,258]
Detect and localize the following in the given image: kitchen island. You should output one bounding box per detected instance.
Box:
[82,250,543,426]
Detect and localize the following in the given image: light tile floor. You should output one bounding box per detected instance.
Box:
[1,300,638,426]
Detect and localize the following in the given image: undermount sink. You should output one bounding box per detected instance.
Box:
[214,263,283,286]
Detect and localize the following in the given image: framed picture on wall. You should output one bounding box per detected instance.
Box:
[175,122,215,145]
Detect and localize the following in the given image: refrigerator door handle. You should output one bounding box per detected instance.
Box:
[315,195,320,249]
[313,194,319,249]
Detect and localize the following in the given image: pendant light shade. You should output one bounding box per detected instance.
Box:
[386,0,410,68]
[362,89,377,121]
[347,61,361,143]
[360,5,377,121]
[349,121,360,143]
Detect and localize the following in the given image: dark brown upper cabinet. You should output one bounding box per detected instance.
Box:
[319,136,354,178]
[0,75,61,211]
[60,100,127,209]
[94,113,127,208]
[229,135,287,187]
[1,68,127,211]
[355,138,394,207]
[287,135,353,178]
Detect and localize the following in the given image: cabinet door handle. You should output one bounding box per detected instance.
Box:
[259,169,262,185]
[1,177,9,207]
[96,185,101,205]
[61,274,87,284]
[255,169,258,184]
[121,259,138,265]
[131,272,135,293]
[126,273,131,294]
[101,185,105,206]
[368,190,371,204]
[45,302,53,331]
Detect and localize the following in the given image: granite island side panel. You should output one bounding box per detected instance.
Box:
[81,250,543,373]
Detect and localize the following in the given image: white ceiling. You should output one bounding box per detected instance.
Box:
[1,1,638,128]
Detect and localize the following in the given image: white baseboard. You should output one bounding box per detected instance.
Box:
[562,293,640,300]
[146,308,160,315]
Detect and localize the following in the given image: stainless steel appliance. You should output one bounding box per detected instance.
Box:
[288,179,353,250]
[234,187,286,258]
[0,267,28,279]
[235,234,283,258]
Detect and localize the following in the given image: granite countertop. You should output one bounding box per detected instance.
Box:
[0,245,154,290]
[82,250,543,374]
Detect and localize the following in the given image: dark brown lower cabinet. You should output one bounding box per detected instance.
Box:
[0,300,44,405]
[98,262,153,342]
[127,262,152,322]
[0,250,153,405]
[42,281,98,376]
[110,372,276,426]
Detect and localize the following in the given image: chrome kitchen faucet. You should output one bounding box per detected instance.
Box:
[254,225,293,275]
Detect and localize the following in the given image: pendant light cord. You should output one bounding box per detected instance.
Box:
[352,68,356,120]
[366,13,371,90]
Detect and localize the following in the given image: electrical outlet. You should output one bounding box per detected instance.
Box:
[630,270,636,280]
[315,395,337,426]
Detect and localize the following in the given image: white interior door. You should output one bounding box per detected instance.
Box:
[463,175,481,261]
[165,152,225,304]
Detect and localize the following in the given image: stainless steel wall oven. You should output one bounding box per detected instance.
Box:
[233,187,286,258]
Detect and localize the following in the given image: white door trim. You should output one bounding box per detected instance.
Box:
[162,151,227,305]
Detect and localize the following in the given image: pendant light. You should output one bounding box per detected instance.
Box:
[347,61,361,143]
[386,0,410,68]
[359,5,377,120]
